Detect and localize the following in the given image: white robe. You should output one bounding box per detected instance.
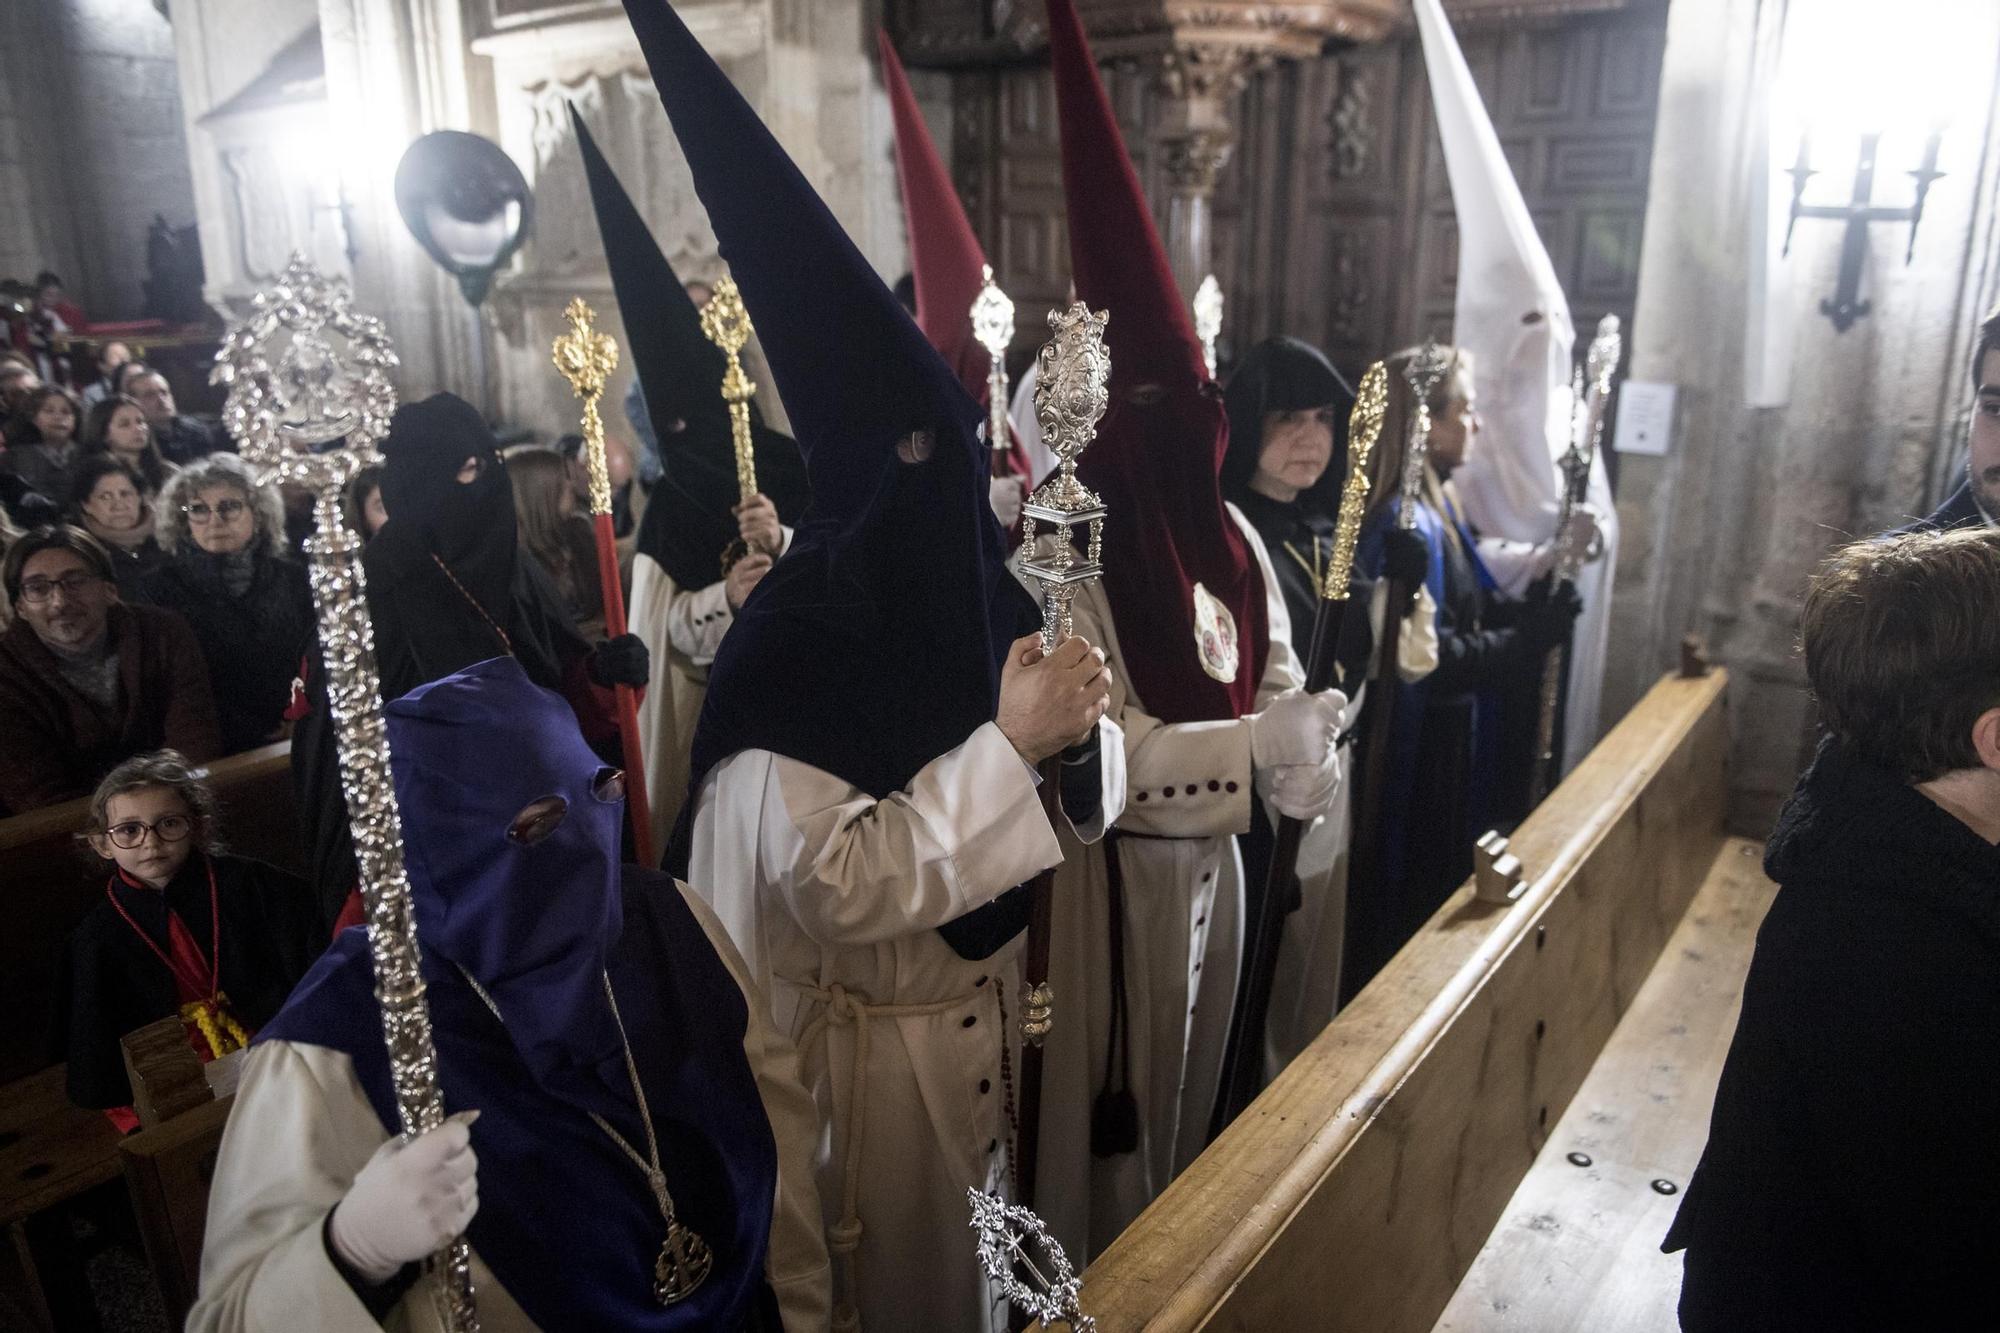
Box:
[1033,505,1305,1257]
[188,880,832,1333]
[686,721,1111,1333]
[1262,584,1440,1077]
[628,529,792,855]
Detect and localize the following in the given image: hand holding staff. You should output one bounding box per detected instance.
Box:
[1011,300,1112,1208]
[214,253,479,1331]
[553,297,656,869]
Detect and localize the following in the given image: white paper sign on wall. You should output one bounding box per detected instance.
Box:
[1614,380,1677,456]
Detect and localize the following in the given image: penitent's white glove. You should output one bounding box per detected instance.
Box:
[1251,689,1347,819]
[989,475,1026,529]
[329,1111,481,1284]
[1249,688,1342,772]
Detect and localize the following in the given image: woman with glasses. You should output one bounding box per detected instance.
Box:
[0,525,222,812]
[57,750,320,1119]
[142,455,313,753]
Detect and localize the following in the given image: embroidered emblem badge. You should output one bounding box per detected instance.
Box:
[1192,582,1239,683]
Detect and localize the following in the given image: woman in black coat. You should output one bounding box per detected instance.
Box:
[140,453,313,753]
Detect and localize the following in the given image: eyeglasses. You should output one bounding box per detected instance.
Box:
[103,814,194,849]
[184,498,248,523]
[17,571,104,603]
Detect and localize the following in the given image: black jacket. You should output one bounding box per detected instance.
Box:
[139,549,315,754]
[58,852,322,1109]
[1897,480,1983,534]
[1665,737,2000,1329]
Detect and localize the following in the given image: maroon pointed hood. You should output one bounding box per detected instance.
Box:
[1048,0,1268,721]
[880,29,1031,478]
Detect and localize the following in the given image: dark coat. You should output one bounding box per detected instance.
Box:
[1665,737,2000,1329]
[152,416,226,467]
[57,852,322,1109]
[138,548,314,753]
[1895,480,1982,534]
[0,602,224,813]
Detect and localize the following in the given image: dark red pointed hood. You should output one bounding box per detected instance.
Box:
[880,30,987,392]
[1048,0,1268,721]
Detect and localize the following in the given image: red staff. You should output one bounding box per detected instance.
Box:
[554,297,655,868]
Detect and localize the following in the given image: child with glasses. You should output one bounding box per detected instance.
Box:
[58,750,324,1125]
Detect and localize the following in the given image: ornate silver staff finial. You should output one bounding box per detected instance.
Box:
[1020,301,1111,655]
[970,264,1016,460]
[212,252,479,1333]
[968,1190,1096,1332]
[1193,273,1224,379]
[1395,336,1453,533]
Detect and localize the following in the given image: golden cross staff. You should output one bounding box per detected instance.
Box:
[1209,361,1387,1133]
[213,253,479,1332]
[552,298,655,869]
[698,275,763,568]
[970,264,1015,466]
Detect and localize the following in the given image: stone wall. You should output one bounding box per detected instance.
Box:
[1605,0,2000,831]
[0,0,198,318]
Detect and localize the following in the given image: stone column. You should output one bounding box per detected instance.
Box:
[1153,43,1258,300]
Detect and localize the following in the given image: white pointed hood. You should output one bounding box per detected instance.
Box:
[1414,0,1620,766]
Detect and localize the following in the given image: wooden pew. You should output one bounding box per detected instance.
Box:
[0,741,300,1085]
[1434,837,1776,1331]
[1074,669,1732,1331]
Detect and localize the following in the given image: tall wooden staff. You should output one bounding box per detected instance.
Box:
[553,297,655,869]
[1528,315,1622,804]
[971,264,1016,473]
[1012,301,1112,1209]
[1353,340,1453,894]
[1210,361,1388,1134]
[699,276,767,571]
[213,254,479,1331]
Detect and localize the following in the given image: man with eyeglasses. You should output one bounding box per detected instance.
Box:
[0,525,222,812]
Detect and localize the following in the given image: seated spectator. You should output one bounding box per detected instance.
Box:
[0,525,222,812]
[70,456,163,594]
[57,750,320,1118]
[82,392,173,496]
[509,446,604,630]
[345,464,387,540]
[126,368,224,465]
[109,360,150,401]
[80,339,133,407]
[34,270,85,333]
[2,385,83,500]
[1667,528,2000,1328]
[0,358,36,415]
[143,456,313,753]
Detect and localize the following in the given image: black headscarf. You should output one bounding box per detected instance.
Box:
[375,392,516,622]
[621,0,1038,808]
[1221,336,1357,518]
[572,109,811,593]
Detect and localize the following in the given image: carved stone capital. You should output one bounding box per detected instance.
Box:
[1162,125,1235,192]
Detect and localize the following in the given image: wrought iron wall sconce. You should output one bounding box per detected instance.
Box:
[1782,129,1945,332]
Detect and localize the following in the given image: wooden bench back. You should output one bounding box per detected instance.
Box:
[120,1093,233,1327]
[1077,669,1731,1332]
[0,742,301,1084]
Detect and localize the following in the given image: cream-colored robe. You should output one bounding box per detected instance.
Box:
[628,530,792,855]
[686,720,1117,1333]
[188,880,831,1333]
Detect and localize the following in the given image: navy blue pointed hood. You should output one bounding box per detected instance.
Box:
[621,0,1038,806]
[571,106,810,593]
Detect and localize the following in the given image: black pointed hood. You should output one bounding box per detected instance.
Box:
[619,0,1037,806]
[571,106,808,592]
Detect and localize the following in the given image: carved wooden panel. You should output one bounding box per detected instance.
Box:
[1229,4,1668,382]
